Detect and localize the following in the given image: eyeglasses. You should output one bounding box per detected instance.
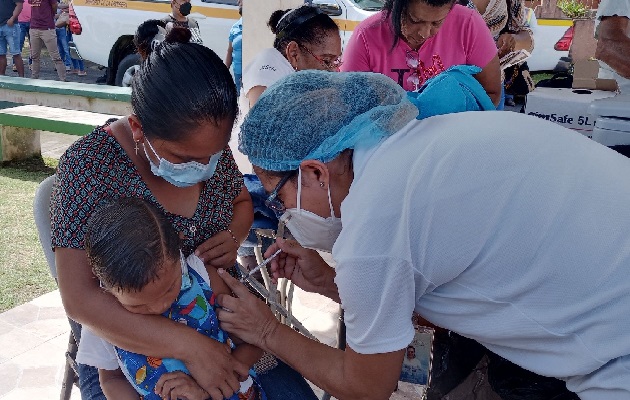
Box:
[264,172,295,213]
[298,44,343,71]
[405,51,446,91]
[406,50,422,91]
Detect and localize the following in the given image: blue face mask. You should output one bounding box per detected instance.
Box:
[144,138,222,187]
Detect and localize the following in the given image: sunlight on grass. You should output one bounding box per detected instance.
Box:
[0,157,57,312]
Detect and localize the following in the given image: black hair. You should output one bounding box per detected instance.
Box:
[131,19,238,142]
[85,197,181,293]
[383,0,456,47]
[268,5,339,52]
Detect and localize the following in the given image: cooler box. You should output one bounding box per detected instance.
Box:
[589,94,630,147]
[525,88,616,137]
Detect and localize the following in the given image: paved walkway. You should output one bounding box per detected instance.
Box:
[0,290,81,399]
[0,285,343,399]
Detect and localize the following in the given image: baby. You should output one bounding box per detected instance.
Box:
[83,197,265,400]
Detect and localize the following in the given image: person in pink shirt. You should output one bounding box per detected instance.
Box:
[342,0,501,107]
[16,0,30,66]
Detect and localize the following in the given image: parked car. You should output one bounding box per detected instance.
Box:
[525,7,573,72]
[69,0,383,86]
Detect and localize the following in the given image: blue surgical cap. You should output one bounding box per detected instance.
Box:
[238,70,419,171]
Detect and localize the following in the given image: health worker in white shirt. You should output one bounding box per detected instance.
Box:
[239,5,342,113]
[229,4,342,173]
[216,70,630,400]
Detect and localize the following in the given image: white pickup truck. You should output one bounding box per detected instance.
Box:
[69,0,572,86]
[69,0,382,86]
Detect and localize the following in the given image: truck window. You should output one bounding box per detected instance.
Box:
[348,0,384,11]
[201,0,239,5]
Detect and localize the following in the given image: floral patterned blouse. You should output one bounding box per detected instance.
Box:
[463,0,534,49]
[51,120,244,257]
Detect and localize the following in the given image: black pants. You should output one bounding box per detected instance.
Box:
[426,331,579,400]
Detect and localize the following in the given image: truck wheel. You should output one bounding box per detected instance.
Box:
[115,53,141,87]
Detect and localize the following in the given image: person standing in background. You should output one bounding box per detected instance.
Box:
[225,0,242,94]
[29,0,66,80]
[55,0,85,76]
[66,28,85,75]
[458,0,533,118]
[54,1,71,73]
[15,0,29,70]
[161,0,202,44]
[0,0,24,76]
[595,0,630,93]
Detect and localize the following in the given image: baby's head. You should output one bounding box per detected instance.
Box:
[85,197,182,315]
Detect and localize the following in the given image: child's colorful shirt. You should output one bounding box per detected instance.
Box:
[115,255,265,400]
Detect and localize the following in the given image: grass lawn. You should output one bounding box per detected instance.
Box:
[532,72,554,85]
[0,156,58,313]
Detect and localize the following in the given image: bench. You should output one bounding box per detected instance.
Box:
[0,76,131,115]
[0,104,123,162]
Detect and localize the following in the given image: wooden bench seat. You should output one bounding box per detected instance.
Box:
[0,76,131,115]
[0,104,122,162]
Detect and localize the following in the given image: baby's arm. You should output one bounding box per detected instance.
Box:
[231,339,265,370]
[208,266,264,369]
[99,368,139,400]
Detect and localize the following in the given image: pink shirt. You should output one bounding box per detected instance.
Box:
[342,5,497,92]
[18,0,31,23]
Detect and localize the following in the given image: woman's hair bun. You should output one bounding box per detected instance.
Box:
[268,9,291,34]
[134,19,167,60]
[135,20,192,60]
[165,26,192,44]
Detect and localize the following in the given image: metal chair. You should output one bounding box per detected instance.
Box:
[33,174,79,400]
[239,221,347,400]
[238,218,319,340]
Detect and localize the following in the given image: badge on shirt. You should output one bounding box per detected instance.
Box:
[398,314,434,398]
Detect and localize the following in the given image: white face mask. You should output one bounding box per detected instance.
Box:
[280,168,342,253]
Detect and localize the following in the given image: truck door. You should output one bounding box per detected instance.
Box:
[311,0,349,48]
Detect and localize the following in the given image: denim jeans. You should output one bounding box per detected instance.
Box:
[67,31,84,71]
[17,22,29,62]
[56,27,72,68]
[77,362,107,400]
[0,23,20,56]
[78,358,317,400]
[257,359,319,400]
[497,85,506,111]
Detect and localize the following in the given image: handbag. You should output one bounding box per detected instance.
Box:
[68,7,82,35]
[55,11,69,28]
[504,62,535,96]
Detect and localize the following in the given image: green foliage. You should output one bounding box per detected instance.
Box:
[558,0,590,19]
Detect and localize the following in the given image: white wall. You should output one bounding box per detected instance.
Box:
[242,0,303,67]
[231,0,303,173]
